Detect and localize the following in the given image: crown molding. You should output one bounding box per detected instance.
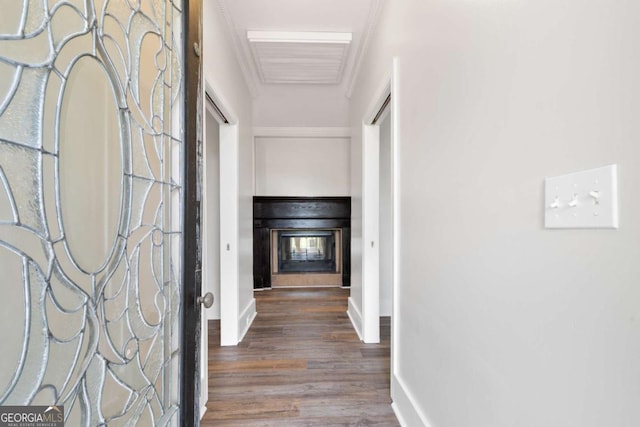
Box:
[345,0,384,99]
[253,127,351,138]
[215,0,260,98]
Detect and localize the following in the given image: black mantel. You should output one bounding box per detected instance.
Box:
[253,196,351,289]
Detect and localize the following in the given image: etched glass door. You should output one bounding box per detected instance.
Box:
[0,1,189,424]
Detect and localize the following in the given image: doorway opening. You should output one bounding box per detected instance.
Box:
[360,64,397,353]
[200,83,241,416]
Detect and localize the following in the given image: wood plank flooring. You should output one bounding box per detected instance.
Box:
[202,287,399,426]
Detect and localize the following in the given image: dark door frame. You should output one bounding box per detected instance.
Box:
[181,0,203,425]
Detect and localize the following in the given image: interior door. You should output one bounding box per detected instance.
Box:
[0,0,202,425]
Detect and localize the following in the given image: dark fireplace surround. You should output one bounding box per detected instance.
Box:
[253,197,351,289]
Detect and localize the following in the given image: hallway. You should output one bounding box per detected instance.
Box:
[202,288,399,426]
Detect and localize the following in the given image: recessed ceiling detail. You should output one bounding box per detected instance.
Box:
[247,31,352,84]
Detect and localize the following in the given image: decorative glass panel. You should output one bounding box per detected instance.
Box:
[0,1,184,425]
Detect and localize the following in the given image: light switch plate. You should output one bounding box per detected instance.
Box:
[544,164,618,229]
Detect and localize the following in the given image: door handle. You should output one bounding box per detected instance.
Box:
[197,292,214,308]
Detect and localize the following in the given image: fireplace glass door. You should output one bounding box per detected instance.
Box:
[278,230,336,273]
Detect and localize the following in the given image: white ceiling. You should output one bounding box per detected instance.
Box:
[217,0,383,98]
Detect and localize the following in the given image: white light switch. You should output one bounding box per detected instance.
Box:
[544,164,618,229]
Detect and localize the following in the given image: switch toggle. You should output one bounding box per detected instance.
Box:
[549,197,560,209]
[589,190,601,204]
[568,194,579,208]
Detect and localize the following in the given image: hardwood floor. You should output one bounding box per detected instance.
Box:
[202,287,399,426]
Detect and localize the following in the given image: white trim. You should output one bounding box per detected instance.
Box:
[391,374,434,427]
[219,123,240,346]
[199,405,208,420]
[361,123,380,344]
[199,302,209,420]
[253,127,351,138]
[390,56,400,378]
[251,122,256,195]
[347,297,363,340]
[364,76,392,125]
[205,80,239,125]
[374,102,391,125]
[201,108,224,322]
[215,0,259,97]
[346,0,384,98]
[204,100,225,126]
[238,298,257,342]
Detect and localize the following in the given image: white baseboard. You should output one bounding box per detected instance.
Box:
[391,374,433,427]
[238,298,257,342]
[347,297,363,340]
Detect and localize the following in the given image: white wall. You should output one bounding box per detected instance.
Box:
[204,0,255,344]
[254,136,350,196]
[253,85,350,127]
[350,1,640,426]
[379,114,392,317]
[349,120,364,339]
